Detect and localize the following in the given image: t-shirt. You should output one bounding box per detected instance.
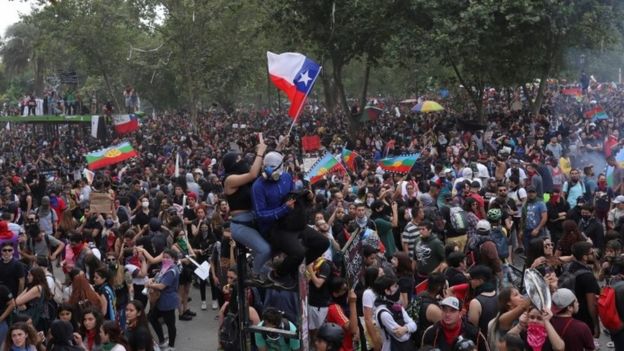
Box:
[308,260,331,307]
[125,325,151,351]
[550,316,595,351]
[401,222,420,260]
[0,259,25,296]
[254,320,300,351]
[0,284,12,310]
[414,235,445,276]
[523,200,546,231]
[374,218,397,257]
[327,303,353,351]
[30,234,62,257]
[569,261,601,332]
[155,268,180,311]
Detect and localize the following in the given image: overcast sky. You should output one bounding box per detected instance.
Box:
[0,0,35,39]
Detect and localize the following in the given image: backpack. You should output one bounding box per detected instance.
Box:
[597,282,624,332]
[490,226,509,259]
[375,305,413,351]
[558,263,591,294]
[594,191,610,213]
[219,312,240,351]
[46,272,64,304]
[406,293,437,344]
[466,236,492,267]
[449,206,468,234]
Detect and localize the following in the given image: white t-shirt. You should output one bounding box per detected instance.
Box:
[362,288,376,310]
[125,264,148,285]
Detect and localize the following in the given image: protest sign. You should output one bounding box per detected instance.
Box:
[90,192,113,214]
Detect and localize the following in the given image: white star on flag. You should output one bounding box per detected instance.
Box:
[298,71,312,86]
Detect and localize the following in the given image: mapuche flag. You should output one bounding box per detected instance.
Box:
[86,142,138,170]
[305,153,345,184]
[378,154,420,174]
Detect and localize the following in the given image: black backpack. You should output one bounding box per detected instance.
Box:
[558,263,591,294]
[375,301,414,351]
[219,312,240,351]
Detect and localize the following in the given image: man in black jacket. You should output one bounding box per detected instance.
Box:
[421,296,488,351]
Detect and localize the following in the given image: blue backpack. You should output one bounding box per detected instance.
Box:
[490,226,509,259]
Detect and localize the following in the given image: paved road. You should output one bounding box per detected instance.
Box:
[166,285,221,351]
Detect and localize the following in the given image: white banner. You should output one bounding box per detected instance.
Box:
[91,115,100,138]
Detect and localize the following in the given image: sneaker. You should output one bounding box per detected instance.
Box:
[201,301,207,310]
[183,309,197,317]
[268,271,297,290]
[158,338,169,349]
[211,300,218,310]
[179,313,193,321]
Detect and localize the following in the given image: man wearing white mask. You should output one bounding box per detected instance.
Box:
[252,151,329,290]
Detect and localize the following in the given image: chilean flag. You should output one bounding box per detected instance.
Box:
[113,114,139,134]
[267,51,321,120]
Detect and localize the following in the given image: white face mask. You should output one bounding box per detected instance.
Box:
[142,201,149,208]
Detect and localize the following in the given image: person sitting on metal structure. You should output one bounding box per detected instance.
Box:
[252,151,329,290]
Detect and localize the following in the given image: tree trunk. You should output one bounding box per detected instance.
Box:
[358,58,371,117]
[321,71,336,112]
[33,55,44,97]
[531,76,547,116]
[351,58,372,135]
[333,62,349,114]
[101,69,120,114]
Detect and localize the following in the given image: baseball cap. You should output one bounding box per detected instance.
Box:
[440,296,460,311]
[614,195,624,204]
[526,185,536,192]
[476,220,491,232]
[470,181,481,189]
[551,288,576,314]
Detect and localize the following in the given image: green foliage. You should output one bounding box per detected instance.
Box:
[0,0,622,119]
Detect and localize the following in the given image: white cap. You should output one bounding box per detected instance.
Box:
[614,195,624,204]
[476,220,491,232]
[440,296,460,311]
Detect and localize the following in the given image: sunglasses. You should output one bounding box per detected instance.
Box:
[107,258,117,262]
[2,249,13,253]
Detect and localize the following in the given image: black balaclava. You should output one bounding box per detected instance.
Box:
[223,152,249,175]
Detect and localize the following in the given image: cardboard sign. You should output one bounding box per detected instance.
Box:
[89,192,113,214]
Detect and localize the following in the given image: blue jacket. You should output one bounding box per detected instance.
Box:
[252,172,294,235]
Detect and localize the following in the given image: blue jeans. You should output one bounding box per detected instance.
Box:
[0,321,6,347]
[524,228,546,249]
[231,212,271,274]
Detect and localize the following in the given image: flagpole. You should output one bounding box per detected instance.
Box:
[285,66,323,139]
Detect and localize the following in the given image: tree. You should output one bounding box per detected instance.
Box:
[265,0,412,131]
[0,22,44,95]
[406,0,624,122]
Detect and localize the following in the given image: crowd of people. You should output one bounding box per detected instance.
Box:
[0,79,621,351]
[1,85,140,117]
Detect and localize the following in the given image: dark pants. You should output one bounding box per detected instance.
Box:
[200,272,221,303]
[613,329,624,350]
[271,226,329,277]
[149,307,176,347]
[133,284,148,308]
